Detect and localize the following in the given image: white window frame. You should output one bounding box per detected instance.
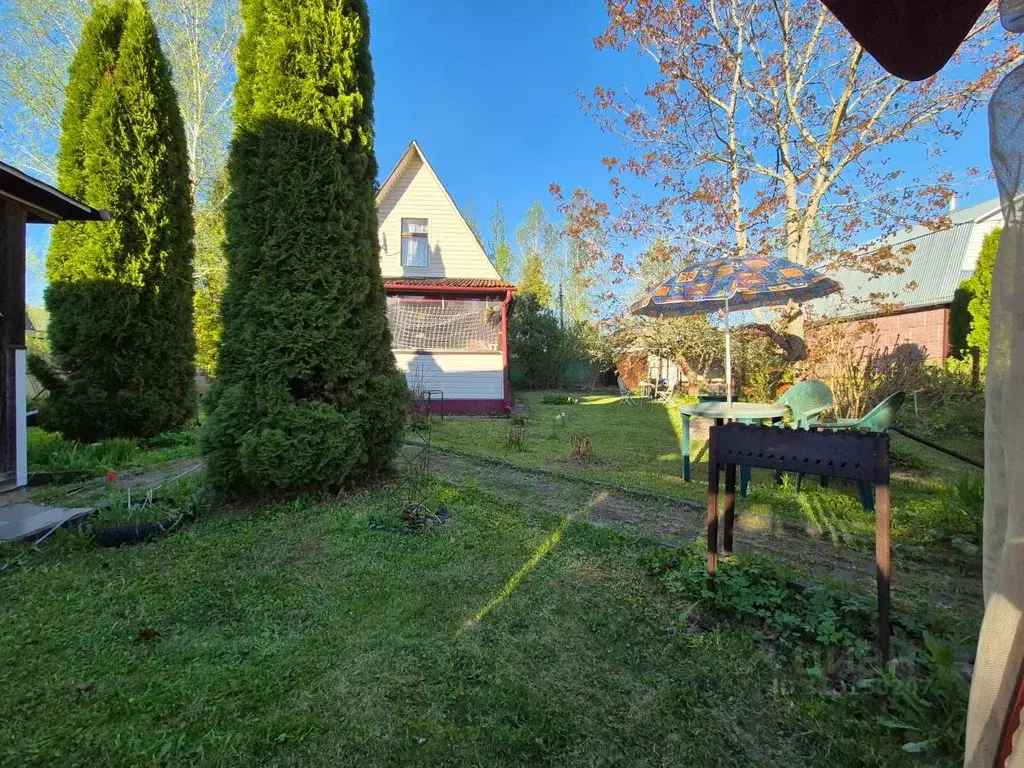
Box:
[401,218,429,268]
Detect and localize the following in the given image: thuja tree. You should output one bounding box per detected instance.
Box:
[36,0,196,441]
[202,0,408,494]
[965,227,1001,363]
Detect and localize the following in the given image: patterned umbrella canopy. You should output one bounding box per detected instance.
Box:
[630,256,842,405]
[630,255,842,317]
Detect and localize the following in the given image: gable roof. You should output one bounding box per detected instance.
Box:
[808,197,1002,321]
[0,161,109,224]
[376,140,494,266]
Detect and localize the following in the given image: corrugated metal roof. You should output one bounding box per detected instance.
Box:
[808,198,999,321]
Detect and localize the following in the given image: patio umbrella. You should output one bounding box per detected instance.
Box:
[630,255,842,406]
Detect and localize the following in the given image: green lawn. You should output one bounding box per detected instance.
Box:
[430,391,984,547]
[1,481,924,767]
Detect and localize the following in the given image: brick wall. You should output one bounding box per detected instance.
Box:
[817,306,951,363]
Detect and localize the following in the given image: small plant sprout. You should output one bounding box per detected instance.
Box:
[505,425,526,451]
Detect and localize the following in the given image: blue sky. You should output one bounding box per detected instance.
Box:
[25,0,998,306]
[369,0,632,244]
[368,0,996,253]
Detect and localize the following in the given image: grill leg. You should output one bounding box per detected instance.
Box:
[681,413,691,482]
[859,481,875,511]
[875,481,892,663]
[723,462,737,556]
[707,459,719,592]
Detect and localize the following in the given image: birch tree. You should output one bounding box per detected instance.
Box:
[490,201,516,278]
[0,0,92,180]
[557,0,1019,356]
[0,0,239,201]
[150,0,240,202]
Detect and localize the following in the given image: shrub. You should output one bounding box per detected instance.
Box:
[948,284,973,360]
[509,297,611,390]
[900,361,984,439]
[505,425,526,451]
[509,294,565,389]
[39,0,196,442]
[736,328,791,402]
[965,228,1000,365]
[806,321,927,419]
[202,0,409,495]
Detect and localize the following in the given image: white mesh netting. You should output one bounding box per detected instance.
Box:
[386,296,502,351]
[965,2,1024,764]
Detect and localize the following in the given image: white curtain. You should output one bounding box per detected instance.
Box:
[965,1,1024,764]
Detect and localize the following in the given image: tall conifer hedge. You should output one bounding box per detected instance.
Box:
[202,0,408,494]
[966,228,1001,364]
[37,0,196,441]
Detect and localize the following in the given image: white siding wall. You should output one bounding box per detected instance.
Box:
[394,352,503,400]
[377,155,501,280]
[961,210,1005,274]
[15,349,26,487]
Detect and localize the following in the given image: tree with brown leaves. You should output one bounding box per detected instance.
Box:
[554,0,1018,356]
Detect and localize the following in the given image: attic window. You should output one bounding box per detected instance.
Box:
[401,218,429,267]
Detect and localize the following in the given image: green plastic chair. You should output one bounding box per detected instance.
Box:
[815,390,906,433]
[797,391,907,510]
[775,380,835,428]
[769,381,834,490]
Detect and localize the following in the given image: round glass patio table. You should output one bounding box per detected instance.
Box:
[679,402,790,491]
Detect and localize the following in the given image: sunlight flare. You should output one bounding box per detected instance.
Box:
[457,492,609,636]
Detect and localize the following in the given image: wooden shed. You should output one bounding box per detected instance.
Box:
[0,161,107,493]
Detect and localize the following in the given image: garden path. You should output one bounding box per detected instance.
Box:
[426,444,984,632]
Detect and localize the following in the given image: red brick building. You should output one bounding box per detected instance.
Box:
[807,197,1003,362]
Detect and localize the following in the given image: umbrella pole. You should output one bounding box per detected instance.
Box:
[724,296,732,406]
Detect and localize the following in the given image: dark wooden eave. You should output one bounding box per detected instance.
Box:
[0,161,109,224]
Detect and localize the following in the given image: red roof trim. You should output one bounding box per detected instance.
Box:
[383,277,515,290]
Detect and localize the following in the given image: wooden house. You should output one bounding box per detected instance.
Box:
[377,142,515,414]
